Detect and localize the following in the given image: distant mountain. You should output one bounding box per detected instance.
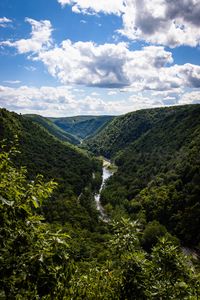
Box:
[49,115,114,141]
[24,114,80,145]
[86,104,200,246]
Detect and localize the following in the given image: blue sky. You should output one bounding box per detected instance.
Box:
[0,0,200,116]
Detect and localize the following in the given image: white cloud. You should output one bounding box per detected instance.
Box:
[37,40,200,92]
[58,0,200,47]
[0,84,120,116]
[0,84,199,116]
[0,84,150,116]
[0,17,12,28]
[178,91,200,105]
[0,85,74,116]
[0,18,52,53]
[3,80,21,84]
[57,0,124,15]
[37,40,130,88]
[1,18,200,97]
[120,0,200,47]
[108,90,118,96]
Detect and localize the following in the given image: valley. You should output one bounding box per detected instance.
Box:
[25,114,114,145]
[0,105,200,299]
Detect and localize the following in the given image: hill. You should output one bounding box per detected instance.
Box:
[86,105,200,246]
[24,114,80,144]
[49,115,114,141]
[84,106,197,158]
[0,108,102,229]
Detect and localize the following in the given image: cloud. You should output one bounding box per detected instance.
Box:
[37,40,200,92]
[0,85,74,116]
[178,90,200,105]
[1,84,199,117]
[57,0,124,15]
[0,84,120,116]
[58,0,200,47]
[120,0,200,47]
[0,17,12,28]
[1,18,200,94]
[37,41,130,88]
[0,84,162,116]
[0,18,52,53]
[3,80,21,84]
[108,90,118,95]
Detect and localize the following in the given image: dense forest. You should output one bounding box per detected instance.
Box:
[48,115,114,142]
[0,106,200,299]
[25,114,80,145]
[85,105,200,246]
[0,109,104,229]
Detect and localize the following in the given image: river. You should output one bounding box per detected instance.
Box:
[94,160,113,221]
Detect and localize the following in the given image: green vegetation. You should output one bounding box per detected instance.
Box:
[0,109,100,196]
[49,115,114,141]
[0,145,71,298]
[0,151,199,299]
[25,114,80,144]
[84,107,174,157]
[86,105,200,247]
[0,108,103,231]
[0,106,200,299]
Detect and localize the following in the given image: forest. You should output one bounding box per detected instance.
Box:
[0,106,200,299]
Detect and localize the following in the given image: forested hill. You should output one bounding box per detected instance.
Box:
[25,114,80,144]
[86,104,200,246]
[0,108,99,197]
[48,115,114,141]
[84,105,200,158]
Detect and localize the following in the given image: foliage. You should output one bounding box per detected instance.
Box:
[0,108,99,197]
[89,105,200,246]
[0,146,199,299]
[0,108,103,233]
[141,220,168,251]
[0,144,71,299]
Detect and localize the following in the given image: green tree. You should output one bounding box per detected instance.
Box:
[146,237,200,299]
[0,144,71,299]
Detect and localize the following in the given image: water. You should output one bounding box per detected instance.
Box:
[94,161,113,221]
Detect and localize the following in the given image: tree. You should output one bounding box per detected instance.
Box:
[0,143,71,299]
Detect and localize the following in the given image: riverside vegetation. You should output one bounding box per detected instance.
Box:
[0,106,200,299]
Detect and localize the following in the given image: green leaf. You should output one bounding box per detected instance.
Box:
[0,195,14,206]
[31,196,39,208]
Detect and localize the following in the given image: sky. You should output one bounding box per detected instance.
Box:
[0,0,200,117]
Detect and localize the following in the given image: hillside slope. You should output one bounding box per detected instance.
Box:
[0,109,101,224]
[24,114,80,144]
[85,106,199,158]
[87,105,200,246]
[49,115,114,140]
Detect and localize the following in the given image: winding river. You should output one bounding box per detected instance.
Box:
[94,160,113,221]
